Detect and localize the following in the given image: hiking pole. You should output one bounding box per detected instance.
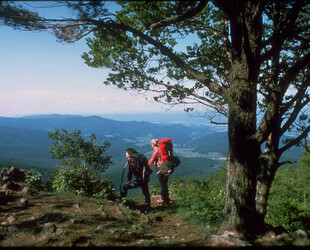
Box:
[119,162,128,197]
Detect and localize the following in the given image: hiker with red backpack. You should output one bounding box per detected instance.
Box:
[148,138,180,206]
[148,139,162,167]
[120,148,152,213]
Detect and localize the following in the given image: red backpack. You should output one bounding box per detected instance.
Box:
[158,138,173,162]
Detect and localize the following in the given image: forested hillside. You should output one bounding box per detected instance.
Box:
[0,114,303,189]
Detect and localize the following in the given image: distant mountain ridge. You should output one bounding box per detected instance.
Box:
[0,114,217,165]
[0,114,213,141]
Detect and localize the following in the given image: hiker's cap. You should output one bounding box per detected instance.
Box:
[151,139,159,146]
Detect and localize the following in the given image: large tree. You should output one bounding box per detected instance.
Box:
[1,0,309,239]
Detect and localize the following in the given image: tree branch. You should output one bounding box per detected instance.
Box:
[149,1,209,31]
[278,52,310,99]
[255,52,310,145]
[101,20,226,97]
[124,65,229,116]
[279,125,310,155]
[280,86,310,137]
[278,160,297,166]
[259,1,305,64]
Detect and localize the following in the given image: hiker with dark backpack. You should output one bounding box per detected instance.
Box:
[120,148,152,213]
[148,138,180,206]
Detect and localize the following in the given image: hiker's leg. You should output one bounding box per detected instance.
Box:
[157,173,164,199]
[141,181,150,205]
[121,180,140,197]
[158,173,169,204]
[140,181,150,213]
[121,183,129,198]
[162,176,170,204]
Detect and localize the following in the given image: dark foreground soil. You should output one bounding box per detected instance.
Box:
[0,191,209,247]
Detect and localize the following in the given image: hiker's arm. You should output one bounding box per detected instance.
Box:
[127,164,133,182]
[148,149,159,166]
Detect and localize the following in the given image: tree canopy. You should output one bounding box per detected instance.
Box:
[47,128,114,198]
[48,128,112,177]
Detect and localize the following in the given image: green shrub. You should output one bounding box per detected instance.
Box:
[48,129,116,200]
[92,179,117,201]
[25,169,42,193]
[169,166,226,229]
[266,150,310,233]
[51,165,116,200]
[149,180,161,196]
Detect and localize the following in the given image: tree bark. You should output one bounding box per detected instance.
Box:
[219,1,263,239]
[255,129,281,230]
[255,161,278,230]
[220,74,261,238]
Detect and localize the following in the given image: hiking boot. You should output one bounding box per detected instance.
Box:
[157,198,164,204]
[141,202,150,214]
[162,201,170,207]
[120,191,126,198]
[157,200,170,207]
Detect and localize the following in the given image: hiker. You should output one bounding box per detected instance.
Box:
[120,148,152,213]
[148,139,171,206]
[148,139,162,167]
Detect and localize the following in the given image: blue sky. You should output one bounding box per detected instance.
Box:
[0,2,178,117]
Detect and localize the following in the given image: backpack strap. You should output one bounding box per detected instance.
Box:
[158,147,163,165]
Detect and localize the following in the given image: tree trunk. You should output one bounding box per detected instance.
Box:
[219,1,263,239]
[255,162,277,230]
[220,39,260,237]
[220,80,261,239]
[256,132,281,230]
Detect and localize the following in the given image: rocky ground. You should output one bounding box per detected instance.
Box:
[0,191,210,247]
[1,166,310,247]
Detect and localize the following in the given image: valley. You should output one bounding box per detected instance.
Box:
[0,113,303,190]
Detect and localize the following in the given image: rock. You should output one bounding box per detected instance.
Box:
[74,202,82,212]
[0,167,28,194]
[95,224,105,233]
[205,232,252,247]
[19,198,29,208]
[101,210,113,220]
[8,167,26,182]
[255,228,310,247]
[21,186,31,194]
[294,229,308,237]
[291,230,310,246]
[136,239,157,247]
[5,189,12,196]
[1,176,10,184]
[4,181,21,191]
[115,207,124,216]
[55,227,65,236]
[0,167,26,184]
[7,215,17,224]
[41,222,57,235]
